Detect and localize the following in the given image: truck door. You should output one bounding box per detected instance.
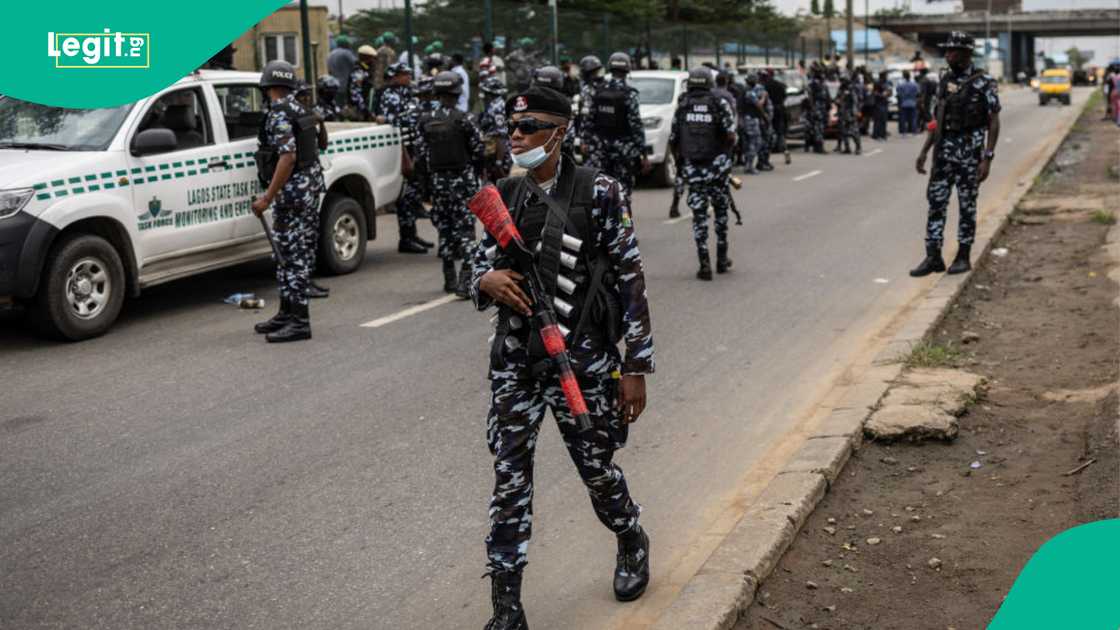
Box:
[126,85,235,261]
[211,83,271,240]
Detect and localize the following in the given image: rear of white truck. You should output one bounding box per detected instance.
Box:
[0,70,402,340]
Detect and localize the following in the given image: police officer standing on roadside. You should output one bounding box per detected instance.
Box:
[804,64,828,154]
[252,61,325,343]
[470,84,655,629]
[478,75,511,184]
[313,75,343,122]
[582,52,648,203]
[576,55,605,161]
[376,61,434,254]
[670,68,737,281]
[834,74,862,155]
[346,44,378,121]
[912,31,1000,277]
[532,65,576,156]
[415,71,484,297]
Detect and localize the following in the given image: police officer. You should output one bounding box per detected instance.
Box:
[470,84,655,629]
[532,65,576,156]
[834,75,862,155]
[804,64,828,154]
[376,61,434,254]
[293,82,333,300]
[479,76,511,184]
[346,44,377,121]
[415,71,484,297]
[912,31,1000,277]
[582,52,648,205]
[740,73,771,174]
[576,55,605,161]
[252,61,325,342]
[670,68,737,281]
[313,75,343,122]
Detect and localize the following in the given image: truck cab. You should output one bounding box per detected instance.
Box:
[0,70,402,340]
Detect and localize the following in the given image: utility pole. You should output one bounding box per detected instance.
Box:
[864,0,869,66]
[299,0,313,84]
[985,0,992,66]
[484,0,493,44]
[549,0,559,65]
[337,0,343,33]
[846,0,854,69]
[404,0,414,77]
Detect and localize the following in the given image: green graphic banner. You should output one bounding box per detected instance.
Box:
[989,519,1120,629]
[2,0,288,108]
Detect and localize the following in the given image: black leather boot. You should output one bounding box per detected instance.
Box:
[308,281,330,299]
[697,251,713,281]
[946,243,972,275]
[455,260,472,299]
[414,232,435,248]
[484,570,528,630]
[909,244,947,277]
[614,525,650,602]
[442,259,457,293]
[398,226,428,254]
[254,298,290,334]
[669,192,681,219]
[266,301,311,343]
[716,244,733,274]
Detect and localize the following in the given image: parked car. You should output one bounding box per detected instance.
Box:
[738,65,808,141]
[0,70,402,340]
[629,70,688,187]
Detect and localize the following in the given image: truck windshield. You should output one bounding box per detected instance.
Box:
[631,78,676,105]
[0,97,134,151]
[1041,76,1068,84]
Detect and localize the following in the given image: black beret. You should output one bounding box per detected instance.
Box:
[506,85,571,119]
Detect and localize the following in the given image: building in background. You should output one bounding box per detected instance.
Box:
[231,3,331,78]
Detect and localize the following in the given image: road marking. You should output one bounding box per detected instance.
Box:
[863,148,883,157]
[1004,137,1014,144]
[792,170,822,182]
[663,215,691,225]
[360,295,460,329]
[874,277,890,284]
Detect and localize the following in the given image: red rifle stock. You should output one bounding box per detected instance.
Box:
[469,185,593,431]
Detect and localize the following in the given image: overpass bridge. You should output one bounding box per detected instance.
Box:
[878,9,1120,78]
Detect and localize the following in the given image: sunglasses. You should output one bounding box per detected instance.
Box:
[511,118,560,135]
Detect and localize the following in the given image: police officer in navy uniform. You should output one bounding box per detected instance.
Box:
[471,85,655,629]
[313,75,343,122]
[670,68,738,280]
[531,65,577,157]
[581,52,648,204]
[414,70,484,297]
[375,61,433,254]
[479,75,512,184]
[252,61,325,343]
[912,31,1001,277]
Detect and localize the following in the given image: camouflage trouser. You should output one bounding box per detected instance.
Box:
[683,159,731,258]
[592,146,638,205]
[485,370,641,572]
[926,158,979,248]
[273,201,319,306]
[758,123,773,166]
[804,109,824,149]
[838,116,861,153]
[673,166,686,201]
[430,170,479,262]
[396,179,422,232]
[742,118,762,169]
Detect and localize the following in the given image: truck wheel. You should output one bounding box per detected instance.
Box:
[319,193,367,275]
[1039,95,1048,106]
[1061,94,1071,106]
[32,233,126,341]
[653,152,676,188]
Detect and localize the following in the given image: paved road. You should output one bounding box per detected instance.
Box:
[0,87,1085,629]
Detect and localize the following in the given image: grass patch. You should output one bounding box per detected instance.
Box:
[1091,209,1117,225]
[906,341,964,369]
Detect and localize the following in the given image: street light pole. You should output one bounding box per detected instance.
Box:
[299,0,314,84]
[846,0,854,69]
[404,0,414,77]
[864,0,869,66]
[548,0,559,65]
[985,0,992,66]
[484,0,493,45]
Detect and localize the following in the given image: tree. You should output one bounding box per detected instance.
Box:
[1065,47,1089,71]
[811,0,821,16]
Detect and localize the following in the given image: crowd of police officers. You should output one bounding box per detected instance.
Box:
[247,31,998,629]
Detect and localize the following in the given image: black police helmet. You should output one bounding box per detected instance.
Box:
[260,60,298,90]
[316,74,341,93]
[579,55,602,75]
[532,65,565,90]
[939,31,975,52]
[608,52,631,74]
[687,67,713,90]
[432,70,463,96]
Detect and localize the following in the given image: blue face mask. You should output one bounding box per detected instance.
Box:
[511,129,560,170]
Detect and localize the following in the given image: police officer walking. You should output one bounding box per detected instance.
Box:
[581,52,648,204]
[741,73,770,173]
[670,68,738,281]
[478,76,511,184]
[415,71,484,297]
[470,84,655,629]
[252,61,325,343]
[912,31,1001,277]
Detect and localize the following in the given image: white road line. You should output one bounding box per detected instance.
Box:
[792,170,822,182]
[360,295,460,329]
[864,148,883,157]
[663,215,691,225]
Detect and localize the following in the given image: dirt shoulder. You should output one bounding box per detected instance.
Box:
[736,94,1119,630]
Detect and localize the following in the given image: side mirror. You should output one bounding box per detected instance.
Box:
[130,128,178,156]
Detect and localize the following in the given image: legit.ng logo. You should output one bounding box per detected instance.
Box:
[47,29,150,69]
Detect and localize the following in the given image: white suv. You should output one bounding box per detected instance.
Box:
[629,70,688,187]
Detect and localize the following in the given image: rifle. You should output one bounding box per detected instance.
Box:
[469,185,595,432]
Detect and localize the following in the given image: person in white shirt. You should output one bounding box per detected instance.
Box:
[450,53,470,112]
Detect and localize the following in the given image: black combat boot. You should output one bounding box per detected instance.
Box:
[697,251,713,281]
[484,570,528,630]
[455,260,472,300]
[266,301,311,343]
[308,281,330,299]
[414,232,435,248]
[716,244,733,274]
[669,192,681,219]
[254,298,291,334]
[442,259,458,293]
[614,525,650,602]
[398,226,428,254]
[909,244,947,277]
[946,243,972,275]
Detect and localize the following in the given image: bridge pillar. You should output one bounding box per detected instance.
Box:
[999,31,1012,80]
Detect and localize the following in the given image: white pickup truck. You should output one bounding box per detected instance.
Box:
[0,70,402,340]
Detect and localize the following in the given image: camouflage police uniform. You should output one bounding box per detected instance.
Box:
[469,166,655,576]
[479,92,513,183]
[581,76,646,203]
[804,75,828,151]
[835,81,862,154]
[741,87,765,172]
[925,65,1000,250]
[263,94,325,307]
[377,83,426,239]
[670,89,737,270]
[414,103,484,264]
[347,62,374,120]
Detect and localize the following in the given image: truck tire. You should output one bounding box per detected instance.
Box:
[1039,95,1048,106]
[319,193,367,275]
[653,152,676,188]
[1061,94,1071,106]
[32,233,126,341]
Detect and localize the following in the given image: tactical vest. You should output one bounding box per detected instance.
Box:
[492,162,623,371]
[592,85,631,137]
[255,100,320,187]
[679,93,723,163]
[743,90,764,119]
[421,109,470,171]
[941,74,989,133]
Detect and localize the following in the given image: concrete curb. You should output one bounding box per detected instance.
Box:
[650,92,1094,630]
